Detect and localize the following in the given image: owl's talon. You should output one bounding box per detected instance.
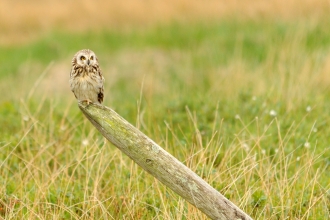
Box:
[85,99,92,105]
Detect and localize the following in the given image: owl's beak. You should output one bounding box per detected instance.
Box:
[87,59,90,65]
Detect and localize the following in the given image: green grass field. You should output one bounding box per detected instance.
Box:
[1,19,330,219]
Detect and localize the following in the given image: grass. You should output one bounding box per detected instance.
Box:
[1,19,330,219]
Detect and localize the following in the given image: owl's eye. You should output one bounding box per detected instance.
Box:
[80,56,86,61]
[90,56,94,60]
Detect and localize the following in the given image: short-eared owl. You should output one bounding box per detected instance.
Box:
[69,49,104,104]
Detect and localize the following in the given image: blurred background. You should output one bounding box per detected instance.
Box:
[1,0,328,44]
[0,0,329,44]
[1,0,330,104]
[1,0,330,219]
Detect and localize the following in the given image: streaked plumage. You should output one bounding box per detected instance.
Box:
[69,49,104,104]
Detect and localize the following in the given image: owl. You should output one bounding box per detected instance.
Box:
[69,49,104,105]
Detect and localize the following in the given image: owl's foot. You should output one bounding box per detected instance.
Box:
[81,99,93,105]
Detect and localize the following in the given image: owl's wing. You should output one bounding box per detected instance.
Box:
[98,88,104,104]
[69,68,75,92]
[97,68,104,104]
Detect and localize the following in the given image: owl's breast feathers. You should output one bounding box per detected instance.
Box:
[72,65,95,76]
[70,67,104,104]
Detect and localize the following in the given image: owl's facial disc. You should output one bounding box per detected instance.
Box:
[79,54,95,66]
[74,50,97,68]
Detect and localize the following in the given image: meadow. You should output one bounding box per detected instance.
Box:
[1,1,330,219]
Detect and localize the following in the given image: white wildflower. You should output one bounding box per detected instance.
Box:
[82,139,89,146]
[269,110,277,117]
[304,142,311,148]
[242,143,250,151]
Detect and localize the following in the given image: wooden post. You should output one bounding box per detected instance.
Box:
[78,102,253,220]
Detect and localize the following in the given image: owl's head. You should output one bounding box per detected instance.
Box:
[72,49,98,67]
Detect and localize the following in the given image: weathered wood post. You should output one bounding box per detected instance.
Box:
[78,102,252,220]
